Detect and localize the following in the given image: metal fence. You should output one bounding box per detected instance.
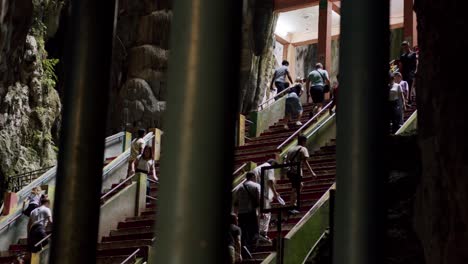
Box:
[6,166,54,192]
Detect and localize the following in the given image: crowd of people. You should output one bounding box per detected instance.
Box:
[230,134,315,263]
[269,60,336,130]
[388,41,418,133]
[13,128,158,261]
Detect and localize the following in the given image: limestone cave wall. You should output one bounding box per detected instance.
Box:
[239,0,277,114]
[108,0,277,123]
[106,0,172,134]
[0,0,63,197]
[295,40,339,84]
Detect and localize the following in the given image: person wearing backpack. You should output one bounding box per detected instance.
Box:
[284,135,316,214]
[306,63,330,116]
[233,172,261,249]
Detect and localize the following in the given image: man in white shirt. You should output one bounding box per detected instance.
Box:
[253,159,280,241]
[128,129,146,175]
[28,198,53,252]
[233,172,261,248]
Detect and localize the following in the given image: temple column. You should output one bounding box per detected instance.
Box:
[318,0,332,70]
[404,0,417,46]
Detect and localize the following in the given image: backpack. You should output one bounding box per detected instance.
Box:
[283,147,303,174]
[315,70,330,93]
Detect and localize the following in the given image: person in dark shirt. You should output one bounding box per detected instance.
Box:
[400,41,417,104]
[270,60,293,96]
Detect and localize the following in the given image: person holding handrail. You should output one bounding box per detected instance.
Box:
[284,135,316,214]
[282,77,305,129]
[270,60,293,97]
[23,186,42,217]
[27,197,53,253]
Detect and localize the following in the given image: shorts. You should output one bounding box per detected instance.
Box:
[285,94,303,116]
[310,85,325,103]
[287,171,302,190]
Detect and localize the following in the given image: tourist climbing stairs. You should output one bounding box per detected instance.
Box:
[239,143,337,264]
[236,102,417,263]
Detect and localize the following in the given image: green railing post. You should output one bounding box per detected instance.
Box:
[334,0,389,263]
[150,0,242,263]
[50,0,118,263]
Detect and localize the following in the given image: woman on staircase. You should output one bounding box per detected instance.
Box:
[135,146,158,194]
[388,73,406,133]
[23,186,42,217]
[283,77,304,129]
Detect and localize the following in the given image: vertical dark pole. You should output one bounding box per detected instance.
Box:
[151,0,242,263]
[276,212,284,264]
[334,0,389,263]
[329,189,335,263]
[50,0,117,263]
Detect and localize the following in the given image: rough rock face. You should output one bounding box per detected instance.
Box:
[107,0,172,134]
[0,0,62,195]
[296,44,318,80]
[239,0,277,114]
[413,1,468,263]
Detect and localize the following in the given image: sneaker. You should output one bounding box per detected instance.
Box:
[288,209,300,215]
[295,121,303,126]
[257,235,272,244]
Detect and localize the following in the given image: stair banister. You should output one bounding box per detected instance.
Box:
[120,248,140,264]
[277,100,334,150]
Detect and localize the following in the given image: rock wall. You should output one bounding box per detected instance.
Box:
[296,44,318,80]
[0,0,62,196]
[413,0,468,263]
[239,0,277,114]
[108,0,277,122]
[107,0,172,134]
[295,40,339,83]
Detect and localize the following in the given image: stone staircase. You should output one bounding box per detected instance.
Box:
[240,144,336,264]
[96,179,159,263]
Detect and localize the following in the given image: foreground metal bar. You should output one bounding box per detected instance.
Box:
[150,0,242,263]
[50,0,117,263]
[334,0,389,263]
